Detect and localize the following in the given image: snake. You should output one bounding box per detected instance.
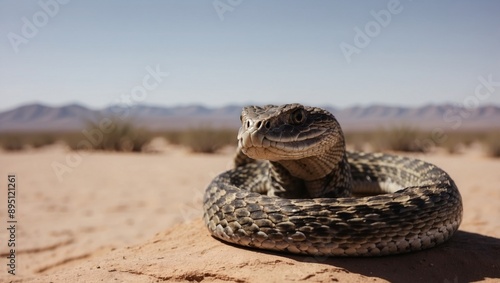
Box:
[203,104,463,256]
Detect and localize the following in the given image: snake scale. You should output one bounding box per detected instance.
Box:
[203,104,463,256]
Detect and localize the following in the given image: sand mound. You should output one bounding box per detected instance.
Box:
[1,147,499,282]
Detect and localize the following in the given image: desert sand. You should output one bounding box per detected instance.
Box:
[0,142,499,283]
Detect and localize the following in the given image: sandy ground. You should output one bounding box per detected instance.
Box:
[0,143,499,282]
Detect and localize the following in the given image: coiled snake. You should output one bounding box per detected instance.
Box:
[203,104,463,256]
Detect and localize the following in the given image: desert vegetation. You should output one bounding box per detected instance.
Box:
[1,122,499,157]
[345,127,500,157]
[161,127,236,153]
[0,132,63,151]
[484,132,500,157]
[0,120,236,154]
[345,126,427,153]
[66,118,153,152]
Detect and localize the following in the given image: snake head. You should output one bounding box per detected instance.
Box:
[238,103,345,161]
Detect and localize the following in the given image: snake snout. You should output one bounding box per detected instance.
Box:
[238,127,266,149]
[238,116,271,147]
[242,116,271,132]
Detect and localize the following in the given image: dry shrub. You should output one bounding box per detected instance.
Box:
[163,127,237,153]
[484,131,500,158]
[65,118,152,152]
[0,132,57,151]
[0,134,24,151]
[354,126,428,153]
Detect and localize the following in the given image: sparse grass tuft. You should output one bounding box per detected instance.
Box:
[163,127,237,153]
[0,134,24,151]
[65,118,153,152]
[441,131,485,154]
[371,126,428,153]
[0,132,57,151]
[442,139,462,154]
[345,131,375,151]
[484,131,500,158]
[31,133,57,148]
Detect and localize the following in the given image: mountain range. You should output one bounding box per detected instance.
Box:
[1,103,499,132]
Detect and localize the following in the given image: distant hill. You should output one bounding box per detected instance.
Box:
[0,103,499,132]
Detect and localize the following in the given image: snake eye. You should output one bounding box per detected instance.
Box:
[290,109,306,125]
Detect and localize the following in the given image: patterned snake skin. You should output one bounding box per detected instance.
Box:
[203,104,463,256]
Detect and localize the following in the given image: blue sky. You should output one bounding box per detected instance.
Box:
[1,0,499,111]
